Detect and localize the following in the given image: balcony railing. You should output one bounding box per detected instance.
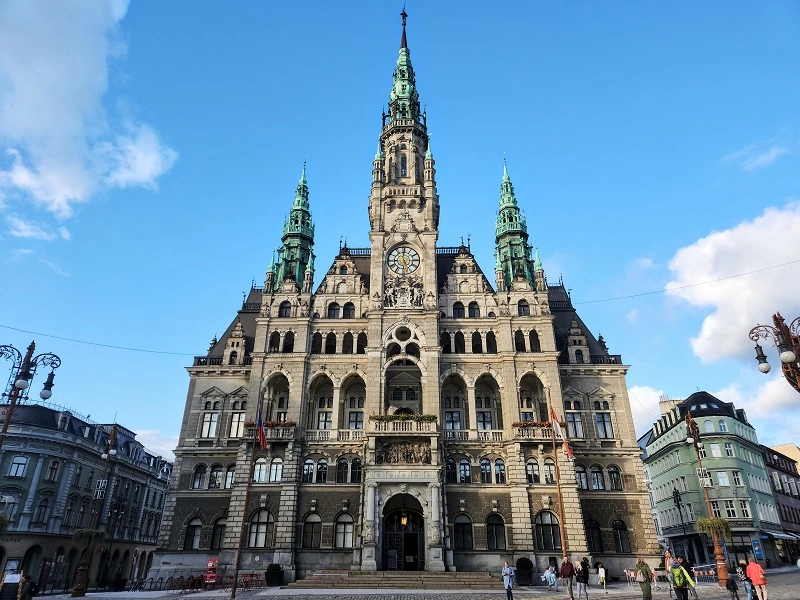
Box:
[245,425,296,441]
[477,429,504,442]
[443,430,470,441]
[305,429,331,442]
[193,356,253,367]
[513,425,554,441]
[337,430,365,442]
[368,420,438,434]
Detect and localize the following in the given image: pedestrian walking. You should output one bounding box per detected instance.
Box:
[726,575,741,600]
[745,558,767,600]
[737,559,753,600]
[670,557,695,600]
[20,575,34,600]
[679,556,698,600]
[545,563,559,591]
[502,560,515,600]
[635,556,653,600]
[560,556,575,600]
[575,560,589,600]
[597,562,606,592]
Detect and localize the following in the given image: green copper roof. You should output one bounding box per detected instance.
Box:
[425,139,433,160]
[292,161,309,211]
[375,142,384,161]
[534,247,542,271]
[499,158,517,208]
[388,10,421,123]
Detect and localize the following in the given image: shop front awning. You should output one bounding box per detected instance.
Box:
[762,530,799,541]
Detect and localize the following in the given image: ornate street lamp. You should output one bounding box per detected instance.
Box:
[749,312,800,393]
[685,412,729,587]
[1,341,61,452]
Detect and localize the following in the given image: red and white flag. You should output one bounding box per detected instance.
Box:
[550,406,574,460]
[256,399,267,449]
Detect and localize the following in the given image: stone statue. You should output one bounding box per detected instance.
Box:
[300,301,310,317]
[425,291,436,310]
[371,292,383,310]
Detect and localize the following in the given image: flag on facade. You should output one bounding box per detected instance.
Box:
[550,406,574,460]
[256,400,267,449]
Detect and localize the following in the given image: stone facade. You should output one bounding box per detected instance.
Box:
[151,11,658,583]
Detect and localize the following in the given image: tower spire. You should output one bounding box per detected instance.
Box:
[387,9,421,124]
[400,8,408,49]
[495,158,535,288]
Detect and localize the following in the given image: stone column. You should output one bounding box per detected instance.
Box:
[466,386,478,435]
[427,483,445,571]
[361,483,377,571]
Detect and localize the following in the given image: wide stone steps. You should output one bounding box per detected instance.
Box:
[288,570,501,589]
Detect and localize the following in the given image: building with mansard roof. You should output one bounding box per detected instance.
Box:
[152,11,658,583]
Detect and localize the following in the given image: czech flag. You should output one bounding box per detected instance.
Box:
[550,406,574,460]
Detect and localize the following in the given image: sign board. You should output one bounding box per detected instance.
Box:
[751,539,764,560]
[205,558,218,584]
[696,468,709,479]
[2,575,20,584]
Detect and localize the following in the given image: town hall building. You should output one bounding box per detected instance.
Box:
[152,12,659,583]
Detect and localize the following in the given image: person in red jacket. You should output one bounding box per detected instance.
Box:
[560,556,576,599]
[745,558,767,600]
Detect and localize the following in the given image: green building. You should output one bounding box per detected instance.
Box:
[642,391,784,568]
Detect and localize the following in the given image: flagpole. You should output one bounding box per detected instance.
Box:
[547,389,569,560]
[231,396,262,599]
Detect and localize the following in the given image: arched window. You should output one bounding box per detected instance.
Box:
[575,349,584,363]
[335,513,354,548]
[453,514,473,550]
[602,401,609,409]
[192,465,207,489]
[327,303,340,319]
[460,264,468,274]
[471,332,483,354]
[224,466,235,489]
[356,333,367,354]
[486,514,506,550]
[268,331,280,353]
[526,459,540,484]
[336,458,349,483]
[204,401,211,410]
[316,459,328,483]
[486,331,498,354]
[718,419,728,432]
[446,459,457,483]
[591,466,605,490]
[302,514,322,548]
[211,518,226,550]
[342,333,354,354]
[529,330,541,352]
[311,332,323,354]
[184,518,202,550]
[253,458,267,483]
[468,302,480,318]
[608,465,623,490]
[440,332,452,353]
[585,519,603,553]
[535,511,562,551]
[340,265,348,275]
[34,497,50,523]
[517,300,530,316]
[593,401,601,410]
[8,455,28,477]
[514,330,526,352]
[247,510,274,548]
[575,465,589,490]
[302,459,314,483]
[544,458,556,485]
[282,332,294,353]
[613,520,631,553]
[453,302,465,318]
[325,332,336,354]
[343,303,356,319]
[573,400,581,410]
[704,420,714,433]
[278,301,291,317]
[494,459,506,484]
[351,458,362,483]
[208,465,223,489]
[400,154,407,177]
[459,459,471,484]
[454,332,466,353]
[269,458,283,483]
[480,458,492,484]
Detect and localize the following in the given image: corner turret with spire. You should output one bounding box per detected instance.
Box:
[494,159,537,291]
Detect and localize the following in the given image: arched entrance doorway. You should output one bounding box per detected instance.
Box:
[382,493,424,571]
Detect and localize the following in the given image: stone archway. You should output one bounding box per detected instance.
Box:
[382,493,424,571]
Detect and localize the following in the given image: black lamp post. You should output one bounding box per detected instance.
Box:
[749,312,800,393]
[1,341,61,452]
[672,487,689,558]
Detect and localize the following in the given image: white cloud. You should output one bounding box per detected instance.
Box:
[135,429,178,462]
[7,215,57,240]
[724,144,788,172]
[665,201,800,363]
[0,1,176,220]
[628,385,666,438]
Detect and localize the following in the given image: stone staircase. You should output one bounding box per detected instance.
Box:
[288,570,501,590]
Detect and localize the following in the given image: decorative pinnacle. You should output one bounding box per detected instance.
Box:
[400,8,408,49]
[502,156,510,182]
[534,247,543,271]
[425,138,433,160]
[300,160,307,185]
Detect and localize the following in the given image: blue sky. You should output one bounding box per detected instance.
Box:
[2,1,799,460]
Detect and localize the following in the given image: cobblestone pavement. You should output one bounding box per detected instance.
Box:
[43,568,800,600]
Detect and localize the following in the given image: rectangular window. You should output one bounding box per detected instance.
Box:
[732,470,742,486]
[595,413,614,438]
[566,413,583,438]
[317,411,332,430]
[46,460,59,481]
[725,443,734,457]
[444,411,461,430]
[725,500,736,518]
[229,412,245,437]
[348,411,363,430]
[276,411,287,422]
[711,501,721,518]
[201,413,218,438]
[679,476,687,492]
[717,471,729,487]
[698,447,706,459]
[710,444,721,458]
[521,411,534,421]
[686,503,694,520]
[477,412,493,430]
[739,500,750,518]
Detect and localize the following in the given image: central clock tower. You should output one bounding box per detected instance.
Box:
[368,9,439,312]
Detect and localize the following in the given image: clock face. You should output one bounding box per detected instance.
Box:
[387,246,420,275]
